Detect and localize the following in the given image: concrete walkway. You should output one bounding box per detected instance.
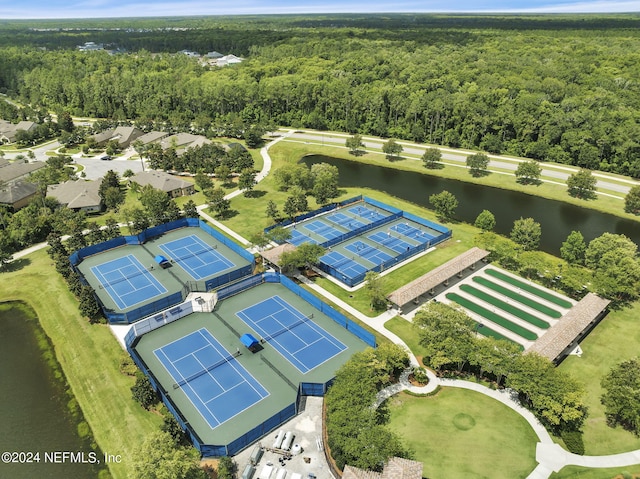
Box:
[300,274,640,478]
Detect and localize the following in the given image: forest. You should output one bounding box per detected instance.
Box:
[1,14,640,176]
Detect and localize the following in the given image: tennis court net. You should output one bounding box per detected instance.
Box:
[98,269,148,288]
[173,353,236,389]
[262,314,314,342]
[172,246,217,262]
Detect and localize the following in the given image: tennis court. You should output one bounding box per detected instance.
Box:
[344,240,394,266]
[154,328,269,429]
[236,295,347,373]
[303,220,345,241]
[391,222,437,244]
[367,231,414,254]
[91,254,167,309]
[158,234,234,280]
[320,251,368,282]
[347,204,390,222]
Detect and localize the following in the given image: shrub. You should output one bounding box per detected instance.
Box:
[560,429,585,455]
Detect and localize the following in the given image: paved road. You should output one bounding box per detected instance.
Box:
[289,131,635,195]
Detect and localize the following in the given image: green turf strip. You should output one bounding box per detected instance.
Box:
[460,284,550,329]
[485,269,573,308]
[476,324,525,350]
[473,277,562,319]
[446,293,538,341]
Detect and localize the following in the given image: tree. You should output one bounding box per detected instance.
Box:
[183,199,198,219]
[216,456,237,479]
[78,285,101,321]
[265,200,280,222]
[280,243,325,273]
[567,169,597,199]
[414,301,476,372]
[85,222,104,245]
[214,165,231,185]
[104,186,125,211]
[283,195,299,219]
[515,160,542,185]
[510,217,541,251]
[131,372,158,410]
[238,168,257,196]
[249,231,270,250]
[560,231,586,265]
[57,111,74,133]
[266,226,291,244]
[429,190,458,221]
[194,171,213,191]
[346,134,365,156]
[624,185,640,215]
[422,147,442,169]
[139,185,173,225]
[0,242,13,269]
[122,168,135,179]
[104,217,121,240]
[205,187,230,218]
[244,125,265,148]
[466,152,490,177]
[382,139,403,161]
[364,271,386,310]
[311,162,339,204]
[601,358,640,435]
[132,431,206,479]
[99,170,120,200]
[474,209,496,232]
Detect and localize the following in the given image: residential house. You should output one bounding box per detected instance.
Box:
[160,133,211,155]
[129,171,195,198]
[0,120,38,143]
[216,54,243,67]
[0,161,46,185]
[0,182,38,210]
[135,131,170,146]
[90,126,143,148]
[47,179,104,213]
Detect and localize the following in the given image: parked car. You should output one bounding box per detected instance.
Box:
[100,155,112,161]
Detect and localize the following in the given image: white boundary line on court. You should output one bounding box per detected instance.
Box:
[153,328,269,429]
[158,234,234,281]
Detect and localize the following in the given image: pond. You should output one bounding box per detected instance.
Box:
[0,302,104,478]
[300,155,640,255]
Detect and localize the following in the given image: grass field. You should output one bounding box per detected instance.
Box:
[558,302,640,456]
[0,250,161,479]
[551,465,640,479]
[386,389,538,479]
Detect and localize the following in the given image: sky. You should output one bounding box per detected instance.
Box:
[2,0,639,19]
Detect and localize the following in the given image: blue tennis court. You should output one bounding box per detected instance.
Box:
[91,255,167,309]
[158,234,234,280]
[154,328,269,429]
[236,295,347,373]
[345,240,394,266]
[325,212,365,231]
[368,231,415,254]
[320,250,369,281]
[348,205,389,222]
[391,222,436,244]
[303,220,344,241]
[288,229,316,246]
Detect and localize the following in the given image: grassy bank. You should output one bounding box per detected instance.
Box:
[0,250,161,479]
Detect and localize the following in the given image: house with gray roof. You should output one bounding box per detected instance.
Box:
[0,182,38,210]
[47,179,103,213]
[0,161,46,185]
[0,120,38,143]
[136,131,170,146]
[129,171,194,198]
[91,126,143,148]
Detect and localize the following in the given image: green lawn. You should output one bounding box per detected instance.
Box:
[386,388,538,479]
[558,302,640,456]
[0,250,162,479]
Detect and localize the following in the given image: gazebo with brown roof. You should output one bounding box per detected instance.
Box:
[342,457,423,479]
[259,243,297,272]
[528,292,610,364]
[387,247,489,310]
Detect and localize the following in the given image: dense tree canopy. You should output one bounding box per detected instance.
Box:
[601,358,640,436]
[3,15,639,176]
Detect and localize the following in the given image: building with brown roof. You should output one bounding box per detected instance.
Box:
[342,457,423,479]
[0,182,38,210]
[0,120,38,143]
[129,170,195,198]
[47,179,104,213]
